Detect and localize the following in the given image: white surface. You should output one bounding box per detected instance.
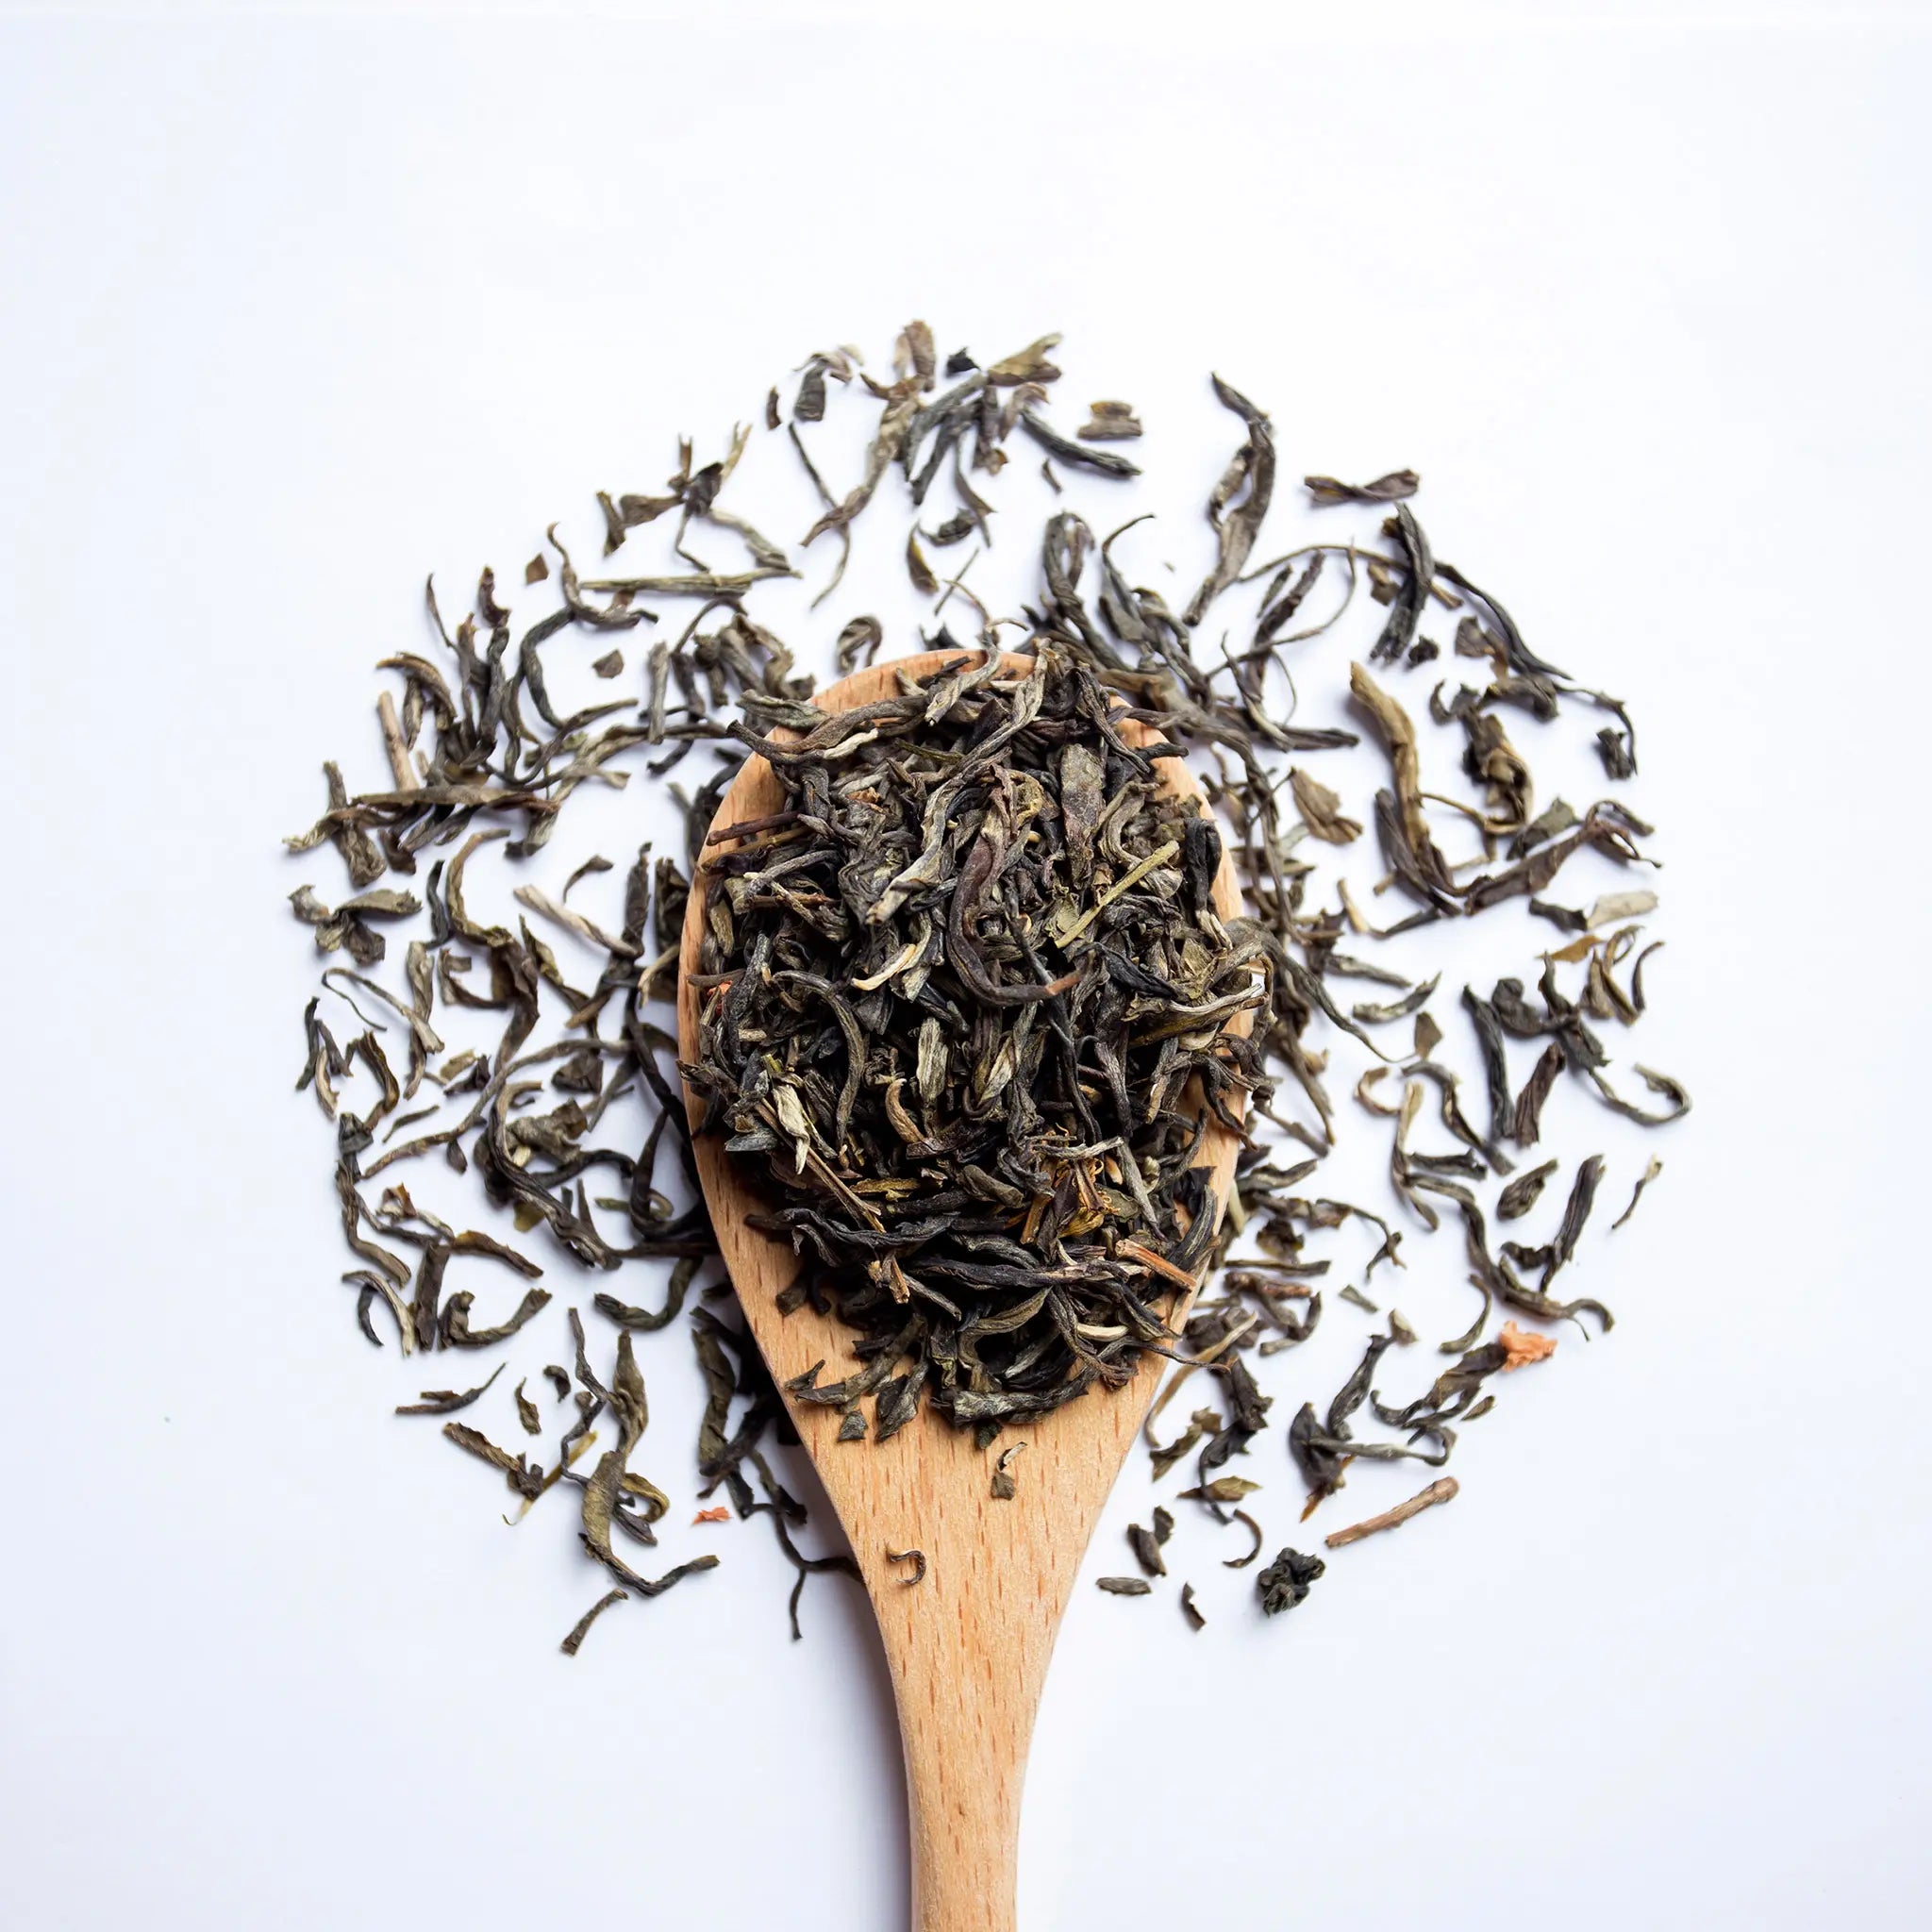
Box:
[3,8,1929,1930]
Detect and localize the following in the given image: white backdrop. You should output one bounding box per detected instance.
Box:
[3,7,1929,1930]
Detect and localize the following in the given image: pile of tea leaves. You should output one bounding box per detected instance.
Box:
[286,321,1686,1648]
[687,647,1251,1438]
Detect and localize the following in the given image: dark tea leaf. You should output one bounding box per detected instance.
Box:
[559,1589,627,1656]
[1257,1547,1324,1615]
[395,1363,504,1415]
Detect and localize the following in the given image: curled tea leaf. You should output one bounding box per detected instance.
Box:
[1257,1547,1324,1615]
[395,1363,504,1416]
[1305,470,1419,506]
[1127,1523,1167,1577]
[559,1589,626,1657]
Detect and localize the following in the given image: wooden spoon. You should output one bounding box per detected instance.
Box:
[678,650,1245,1932]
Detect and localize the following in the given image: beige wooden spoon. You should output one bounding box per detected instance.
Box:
[678,650,1245,1932]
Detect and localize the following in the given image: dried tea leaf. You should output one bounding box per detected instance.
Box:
[513,1378,542,1436]
[1178,1476,1262,1504]
[395,1363,504,1416]
[1351,662,1457,908]
[1257,1547,1324,1615]
[442,1422,542,1501]
[559,1589,626,1656]
[1127,1523,1168,1577]
[1078,399,1143,441]
[906,527,938,595]
[1097,1576,1153,1597]
[1511,1041,1566,1147]
[1368,504,1433,665]
[1497,1158,1558,1220]
[1612,1157,1663,1229]
[1290,767,1362,845]
[1305,470,1420,505]
[1589,1063,1690,1126]
[1352,974,1438,1024]
[1018,408,1140,478]
[1224,1508,1264,1569]
[987,333,1062,385]
[1185,375,1274,625]
[836,615,884,675]
[1588,890,1657,927]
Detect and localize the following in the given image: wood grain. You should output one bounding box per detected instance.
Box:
[678,651,1245,1932]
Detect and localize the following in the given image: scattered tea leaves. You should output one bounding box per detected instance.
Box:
[283,317,1683,1655]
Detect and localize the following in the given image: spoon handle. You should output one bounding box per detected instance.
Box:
[876,1523,1056,1932]
[897,1641,1035,1932]
[851,1401,1124,1932]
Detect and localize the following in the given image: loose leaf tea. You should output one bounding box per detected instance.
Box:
[685,651,1253,1439]
[559,1589,628,1656]
[1257,1547,1324,1615]
[284,316,1685,1656]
